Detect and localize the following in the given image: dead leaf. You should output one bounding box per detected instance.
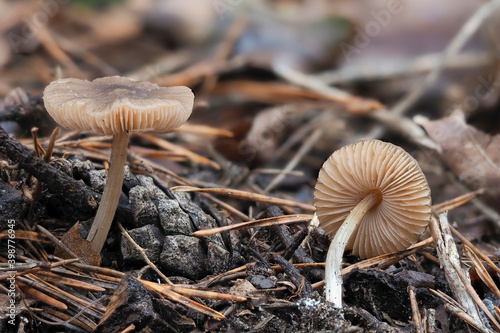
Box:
[418,110,500,199]
[229,279,258,297]
[54,222,101,266]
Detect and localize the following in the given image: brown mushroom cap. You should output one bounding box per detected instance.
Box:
[314,140,431,258]
[43,76,194,136]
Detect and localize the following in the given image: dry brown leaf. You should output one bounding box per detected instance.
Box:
[54,222,101,266]
[418,110,500,199]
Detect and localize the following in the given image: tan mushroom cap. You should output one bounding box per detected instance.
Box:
[314,140,431,258]
[43,76,194,136]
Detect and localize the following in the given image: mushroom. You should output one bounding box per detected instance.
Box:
[314,140,431,307]
[43,76,194,253]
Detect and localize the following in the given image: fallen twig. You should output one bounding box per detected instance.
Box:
[0,124,97,213]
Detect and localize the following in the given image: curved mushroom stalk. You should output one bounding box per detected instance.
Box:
[86,132,129,252]
[324,190,381,307]
[314,140,431,308]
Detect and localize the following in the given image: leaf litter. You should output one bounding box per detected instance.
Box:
[0,1,500,332]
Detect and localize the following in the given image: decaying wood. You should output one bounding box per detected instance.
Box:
[95,275,153,333]
[429,213,496,332]
[2,2,500,331]
[0,124,97,214]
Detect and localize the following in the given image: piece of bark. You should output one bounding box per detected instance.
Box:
[265,206,323,280]
[429,213,486,329]
[149,298,196,332]
[344,268,438,322]
[272,224,324,282]
[283,227,309,261]
[0,90,55,135]
[95,275,153,333]
[0,124,97,214]
[344,307,397,333]
[0,179,29,229]
[272,253,312,298]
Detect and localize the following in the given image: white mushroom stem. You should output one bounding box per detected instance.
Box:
[325,190,381,307]
[86,131,129,252]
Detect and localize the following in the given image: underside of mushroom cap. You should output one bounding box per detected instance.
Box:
[314,140,432,258]
[43,76,194,136]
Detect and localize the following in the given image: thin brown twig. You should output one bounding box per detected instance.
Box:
[443,168,500,228]
[450,226,500,275]
[464,245,500,299]
[315,51,492,84]
[117,222,173,286]
[193,214,312,237]
[409,286,424,333]
[311,237,434,289]
[273,62,441,151]
[429,213,490,330]
[429,288,492,333]
[29,23,86,78]
[36,225,81,262]
[265,128,323,193]
[432,189,484,213]
[135,133,220,170]
[450,259,500,330]
[171,185,315,211]
[201,16,247,94]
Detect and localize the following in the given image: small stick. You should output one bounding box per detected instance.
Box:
[117,222,173,286]
[141,280,226,319]
[150,173,250,221]
[443,168,500,228]
[35,271,106,292]
[29,127,59,220]
[272,254,312,298]
[201,16,247,94]
[450,259,500,330]
[172,185,315,211]
[464,245,500,299]
[31,127,46,157]
[0,124,97,213]
[444,303,492,333]
[432,189,484,213]
[193,214,313,237]
[315,51,491,85]
[391,0,500,116]
[283,228,309,261]
[36,225,80,261]
[265,128,322,193]
[175,123,234,138]
[429,213,488,330]
[409,286,424,333]
[18,281,68,310]
[136,133,220,170]
[30,23,85,77]
[274,62,440,151]
[450,226,500,275]
[311,237,434,290]
[429,288,493,333]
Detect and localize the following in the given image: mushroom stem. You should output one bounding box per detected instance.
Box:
[325,190,382,307]
[86,131,129,253]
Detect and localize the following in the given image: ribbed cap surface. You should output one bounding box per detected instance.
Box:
[314,140,431,258]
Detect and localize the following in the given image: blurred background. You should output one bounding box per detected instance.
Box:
[1,0,499,227]
[2,3,500,331]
